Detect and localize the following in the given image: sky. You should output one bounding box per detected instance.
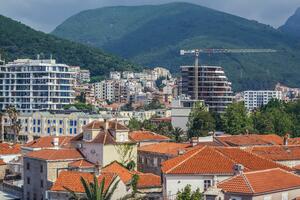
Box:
[0,0,299,33]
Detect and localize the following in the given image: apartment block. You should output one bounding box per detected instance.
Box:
[181,65,233,113]
[243,90,282,111]
[0,59,75,112]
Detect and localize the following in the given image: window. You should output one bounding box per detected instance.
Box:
[40,179,43,188]
[70,120,73,126]
[59,128,63,134]
[37,120,41,125]
[53,120,56,123]
[27,177,30,184]
[59,120,63,125]
[83,120,86,125]
[37,127,40,133]
[74,120,77,126]
[48,120,50,124]
[26,162,30,170]
[33,119,36,125]
[74,128,77,134]
[33,127,36,133]
[40,165,43,173]
[47,128,50,134]
[70,128,72,134]
[204,180,212,190]
[25,127,28,132]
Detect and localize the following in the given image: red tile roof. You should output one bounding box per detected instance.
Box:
[0,159,6,165]
[102,161,161,188]
[25,149,84,161]
[83,120,128,131]
[0,143,21,155]
[24,136,73,149]
[50,171,116,193]
[215,134,283,147]
[246,145,300,161]
[129,131,170,142]
[288,138,300,145]
[218,168,300,194]
[161,146,291,174]
[138,142,191,156]
[68,160,95,168]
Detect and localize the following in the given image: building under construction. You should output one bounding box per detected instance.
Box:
[181,65,233,113]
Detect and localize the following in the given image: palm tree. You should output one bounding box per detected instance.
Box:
[65,175,120,200]
[172,127,184,142]
[5,105,21,142]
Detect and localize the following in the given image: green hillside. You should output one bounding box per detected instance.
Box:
[0,15,140,79]
[52,2,300,91]
[279,8,300,39]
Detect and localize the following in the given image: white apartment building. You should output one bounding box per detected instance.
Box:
[110,71,121,80]
[94,80,116,102]
[0,59,75,112]
[243,90,282,111]
[69,66,90,84]
[1,111,128,141]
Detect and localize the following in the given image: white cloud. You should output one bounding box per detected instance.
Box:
[0,0,299,32]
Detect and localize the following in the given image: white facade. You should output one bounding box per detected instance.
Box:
[171,96,205,131]
[243,90,283,111]
[110,71,121,80]
[0,59,75,112]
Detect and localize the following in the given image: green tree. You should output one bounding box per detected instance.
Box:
[5,105,22,142]
[172,127,184,142]
[76,92,86,103]
[65,175,119,200]
[144,99,164,111]
[128,118,142,131]
[176,185,203,200]
[187,102,215,138]
[222,102,253,134]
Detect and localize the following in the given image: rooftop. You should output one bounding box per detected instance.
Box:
[161,146,291,175]
[25,149,84,161]
[129,131,170,142]
[214,134,283,147]
[50,171,116,193]
[218,168,300,194]
[138,142,191,156]
[0,143,21,155]
[83,120,128,131]
[68,160,95,169]
[23,136,73,149]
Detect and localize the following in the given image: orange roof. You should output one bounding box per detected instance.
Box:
[0,143,21,155]
[218,168,300,194]
[103,103,123,110]
[0,159,6,165]
[83,120,128,131]
[24,136,73,149]
[68,160,95,168]
[51,171,115,193]
[246,145,300,161]
[129,131,170,142]
[215,134,283,147]
[102,161,161,188]
[25,149,84,161]
[161,146,291,174]
[138,142,191,156]
[288,138,300,145]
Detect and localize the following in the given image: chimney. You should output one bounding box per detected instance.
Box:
[52,137,59,149]
[104,119,109,130]
[284,133,290,146]
[94,162,101,176]
[190,137,198,147]
[178,149,186,155]
[233,164,244,175]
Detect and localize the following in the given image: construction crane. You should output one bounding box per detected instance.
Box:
[180,48,277,100]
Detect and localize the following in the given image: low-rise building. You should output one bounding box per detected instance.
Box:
[161,146,291,199]
[206,168,300,200]
[243,90,282,111]
[129,130,170,147]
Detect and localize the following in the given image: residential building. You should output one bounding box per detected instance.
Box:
[23,148,84,200]
[171,95,205,131]
[181,65,233,113]
[206,168,300,200]
[70,120,137,167]
[69,66,90,84]
[161,146,291,199]
[129,130,170,147]
[0,59,75,112]
[153,67,171,78]
[0,143,21,163]
[243,90,282,111]
[1,111,120,141]
[110,71,121,80]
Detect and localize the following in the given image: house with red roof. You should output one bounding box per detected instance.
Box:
[129,130,170,147]
[0,143,21,163]
[161,146,291,199]
[205,168,300,200]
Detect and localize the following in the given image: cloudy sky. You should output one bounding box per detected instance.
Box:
[0,0,299,32]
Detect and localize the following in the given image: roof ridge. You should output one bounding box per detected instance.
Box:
[242,173,255,193]
[165,145,207,174]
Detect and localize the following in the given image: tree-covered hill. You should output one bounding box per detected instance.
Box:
[52,2,300,91]
[0,15,140,79]
[279,7,300,39]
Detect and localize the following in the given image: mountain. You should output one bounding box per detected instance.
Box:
[279,8,300,39]
[52,2,300,91]
[0,15,140,80]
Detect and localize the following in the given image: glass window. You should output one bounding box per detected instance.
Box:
[47,128,50,134]
[37,120,41,125]
[74,128,77,134]
[33,127,36,133]
[37,127,40,133]
[204,180,212,190]
[27,177,30,184]
[70,128,72,134]
[33,119,36,125]
[48,120,50,124]
[70,120,73,126]
[59,120,63,125]
[59,128,62,134]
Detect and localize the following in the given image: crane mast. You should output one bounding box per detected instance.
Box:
[180,48,277,100]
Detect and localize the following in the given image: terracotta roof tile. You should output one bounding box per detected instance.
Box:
[0,143,21,155]
[288,138,300,145]
[129,131,170,142]
[215,134,282,147]
[68,160,95,168]
[50,171,116,193]
[25,149,84,161]
[161,146,291,174]
[246,145,300,161]
[0,159,6,165]
[83,120,128,131]
[218,168,300,194]
[24,136,73,149]
[138,142,191,156]
[102,161,161,188]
